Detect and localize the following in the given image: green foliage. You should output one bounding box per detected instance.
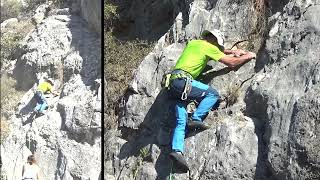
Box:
[132,157,142,179]
[0,75,24,118]
[139,147,150,160]
[224,82,241,107]
[131,147,151,178]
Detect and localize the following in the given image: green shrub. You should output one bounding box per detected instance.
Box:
[224,82,241,107]
[0,75,24,118]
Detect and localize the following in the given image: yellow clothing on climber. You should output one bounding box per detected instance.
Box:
[37,82,53,93]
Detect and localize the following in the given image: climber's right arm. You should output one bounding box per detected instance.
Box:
[219,52,256,68]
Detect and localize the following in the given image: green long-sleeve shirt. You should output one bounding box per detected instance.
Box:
[174,40,225,79]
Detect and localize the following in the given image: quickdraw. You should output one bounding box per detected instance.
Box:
[181,77,192,101]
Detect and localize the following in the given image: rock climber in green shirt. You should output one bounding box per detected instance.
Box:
[34,78,59,115]
[167,29,256,172]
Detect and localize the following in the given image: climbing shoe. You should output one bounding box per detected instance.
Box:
[38,111,45,116]
[169,151,189,173]
[187,120,210,130]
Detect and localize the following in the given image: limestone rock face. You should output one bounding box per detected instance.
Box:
[32,2,51,24]
[0,18,18,28]
[1,2,101,179]
[80,0,101,35]
[13,13,100,91]
[106,0,320,179]
[246,1,320,179]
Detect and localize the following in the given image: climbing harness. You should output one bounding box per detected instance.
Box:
[170,70,193,100]
[162,69,193,100]
[161,73,172,89]
[181,77,192,100]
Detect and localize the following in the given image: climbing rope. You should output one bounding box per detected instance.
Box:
[27,128,32,151]
[230,39,249,50]
[169,160,173,180]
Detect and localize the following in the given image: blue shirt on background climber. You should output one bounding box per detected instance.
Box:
[166,29,256,172]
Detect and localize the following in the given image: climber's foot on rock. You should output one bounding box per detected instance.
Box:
[187,120,210,131]
[38,112,45,116]
[169,151,189,173]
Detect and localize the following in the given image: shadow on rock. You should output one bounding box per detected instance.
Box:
[244,86,274,179]
[19,94,37,116]
[66,15,101,87]
[118,89,181,179]
[22,112,37,126]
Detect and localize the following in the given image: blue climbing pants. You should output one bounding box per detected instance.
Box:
[34,91,48,113]
[168,78,219,153]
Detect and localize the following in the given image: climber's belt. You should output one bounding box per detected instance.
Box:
[161,69,193,100]
[170,69,193,81]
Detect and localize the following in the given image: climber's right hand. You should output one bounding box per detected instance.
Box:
[247,52,256,59]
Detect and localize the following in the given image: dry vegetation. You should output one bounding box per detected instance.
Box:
[0,75,24,118]
[1,20,35,68]
[0,75,24,149]
[0,117,10,145]
[0,0,65,68]
[248,0,268,52]
[224,82,241,107]
[104,2,154,130]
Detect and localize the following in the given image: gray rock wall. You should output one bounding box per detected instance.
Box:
[80,0,101,35]
[106,0,320,179]
[246,0,320,179]
[1,2,101,179]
